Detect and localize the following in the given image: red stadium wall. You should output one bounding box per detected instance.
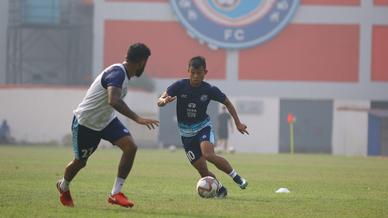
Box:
[301,0,360,5]
[99,0,387,90]
[374,0,388,5]
[239,24,359,82]
[104,20,226,79]
[104,23,361,82]
[372,25,388,82]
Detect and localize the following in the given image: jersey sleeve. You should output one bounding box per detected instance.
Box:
[210,86,226,103]
[166,80,182,97]
[101,69,125,89]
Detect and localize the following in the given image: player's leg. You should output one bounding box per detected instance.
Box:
[199,127,248,189]
[201,141,248,189]
[192,156,216,178]
[62,158,87,188]
[182,134,228,198]
[106,135,136,208]
[192,156,228,198]
[182,134,213,176]
[56,159,86,207]
[113,136,137,189]
[200,141,232,173]
[57,117,101,207]
[102,118,135,208]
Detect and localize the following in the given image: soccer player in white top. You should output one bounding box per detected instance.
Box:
[56,43,159,208]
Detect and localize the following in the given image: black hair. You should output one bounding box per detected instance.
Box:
[126,43,151,63]
[188,56,206,70]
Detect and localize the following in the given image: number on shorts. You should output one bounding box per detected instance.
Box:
[81,147,94,158]
[186,151,195,161]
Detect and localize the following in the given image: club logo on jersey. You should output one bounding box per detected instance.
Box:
[200,94,208,102]
[170,0,300,49]
[180,94,188,98]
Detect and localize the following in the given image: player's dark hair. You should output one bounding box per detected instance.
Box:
[126,43,151,63]
[189,56,206,69]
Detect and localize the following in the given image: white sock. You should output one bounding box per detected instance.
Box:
[60,179,70,192]
[228,169,237,178]
[111,177,125,195]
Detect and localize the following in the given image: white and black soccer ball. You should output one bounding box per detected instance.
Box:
[196,176,220,198]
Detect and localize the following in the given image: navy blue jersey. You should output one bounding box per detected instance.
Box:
[167,79,226,137]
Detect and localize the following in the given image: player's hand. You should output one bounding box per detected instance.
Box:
[164,96,176,104]
[236,123,249,135]
[158,95,176,106]
[136,117,159,130]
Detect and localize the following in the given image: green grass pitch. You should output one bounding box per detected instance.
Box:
[0,145,387,217]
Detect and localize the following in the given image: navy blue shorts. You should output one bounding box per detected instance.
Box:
[181,126,215,164]
[71,116,131,160]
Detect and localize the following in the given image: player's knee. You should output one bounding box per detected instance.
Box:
[122,142,137,154]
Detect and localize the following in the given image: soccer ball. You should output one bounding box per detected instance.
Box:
[196,176,220,198]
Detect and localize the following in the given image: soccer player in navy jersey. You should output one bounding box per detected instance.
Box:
[56,43,159,208]
[157,56,248,198]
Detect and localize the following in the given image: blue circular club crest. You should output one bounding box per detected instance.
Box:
[170,0,300,49]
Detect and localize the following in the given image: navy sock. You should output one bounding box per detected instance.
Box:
[233,175,243,185]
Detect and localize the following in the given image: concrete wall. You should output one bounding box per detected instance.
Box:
[0,87,280,153]
[0,87,375,155]
[0,87,84,143]
[0,87,158,145]
[228,97,279,153]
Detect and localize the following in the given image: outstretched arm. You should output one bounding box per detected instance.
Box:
[157,91,176,107]
[108,86,159,130]
[223,97,249,135]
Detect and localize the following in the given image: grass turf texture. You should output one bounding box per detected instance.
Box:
[0,145,387,217]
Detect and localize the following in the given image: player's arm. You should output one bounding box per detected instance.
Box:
[157,91,176,107]
[108,86,159,129]
[223,97,249,135]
